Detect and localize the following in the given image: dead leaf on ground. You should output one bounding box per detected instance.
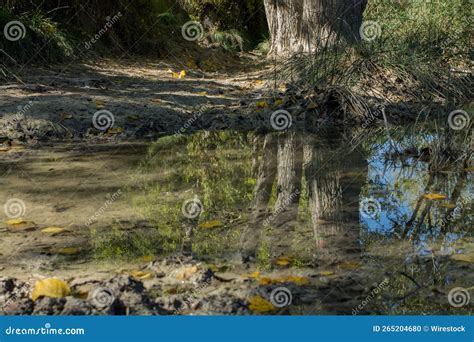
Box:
[31,278,70,301]
[248,295,275,313]
[241,271,260,280]
[198,220,223,229]
[438,203,457,209]
[131,270,153,280]
[6,218,27,225]
[41,227,70,236]
[275,256,291,266]
[258,275,310,286]
[424,193,447,200]
[175,265,198,281]
[6,219,38,232]
[106,127,124,134]
[94,100,106,109]
[338,260,361,270]
[55,247,81,255]
[168,69,186,79]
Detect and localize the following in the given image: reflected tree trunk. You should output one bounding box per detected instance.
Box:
[305,135,366,263]
[273,132,303,226]
[241,134,278,256]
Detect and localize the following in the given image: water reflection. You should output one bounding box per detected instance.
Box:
[128,126,472,314]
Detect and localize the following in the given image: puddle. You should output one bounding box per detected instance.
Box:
[1,128,472,314]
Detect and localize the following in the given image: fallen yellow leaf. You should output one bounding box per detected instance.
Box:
[319,271,335,276]
[142,255,153,262]
[31,278,70,301]
[41,227,69,235]
[248,295,275,313]
[198,220,223,229]
[168,69,186,79]
[95,100,106,109]
[438,203,457,209]
[424,193,447,200]
[176,266,198,281]
[273,99,284,107]
[242,271,261,280]
[258,277,274,285]
[338,260,361,270]
[56,247,81,255]
[254,80,265,86]
[307,102,318,110]
[275,256,291,266]
[131,270,153,280]
[258,275,310,286]
[106,127,124,134]
[283,275,310,285]
[6,220,37,232]
[256,101,268,109]
[6,218,27,225]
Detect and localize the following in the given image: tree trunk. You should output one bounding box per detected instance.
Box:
[264,0,368,56]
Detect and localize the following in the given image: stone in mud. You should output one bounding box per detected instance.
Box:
[61,297,93,315]
[32,297,67,315]
[0,278,15,294]
[1,298,34,315]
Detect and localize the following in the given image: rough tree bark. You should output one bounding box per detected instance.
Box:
[264,0,368,56]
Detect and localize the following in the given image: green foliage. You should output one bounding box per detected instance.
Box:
[90,226,160,260]
[180,0,267,48]
[0,8,74,63]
